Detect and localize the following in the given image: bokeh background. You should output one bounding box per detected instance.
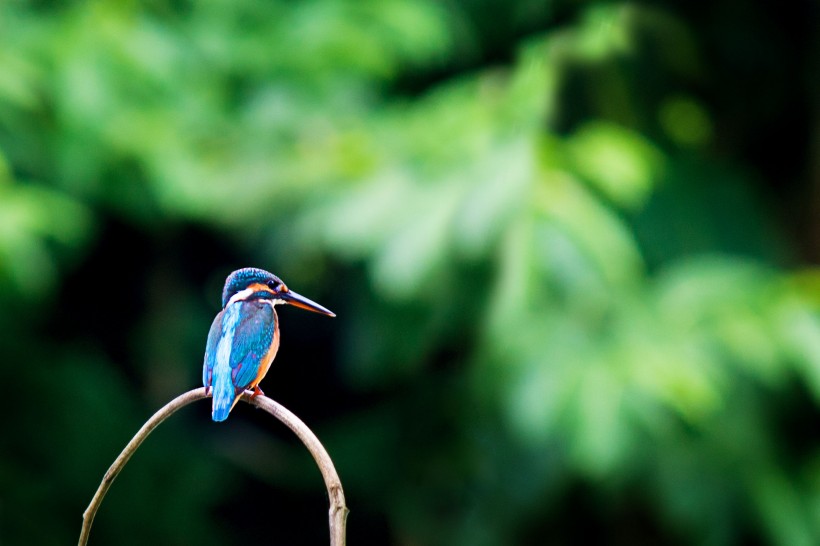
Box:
[1,1,819,544]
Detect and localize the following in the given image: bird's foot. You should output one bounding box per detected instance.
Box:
[250,385,265,399]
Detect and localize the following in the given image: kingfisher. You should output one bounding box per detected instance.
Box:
[203,267,335,422]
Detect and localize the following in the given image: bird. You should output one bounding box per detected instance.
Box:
[203,267,335,422]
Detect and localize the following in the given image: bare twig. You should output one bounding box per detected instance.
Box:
[242,391,349,545]
[79,387,348,546]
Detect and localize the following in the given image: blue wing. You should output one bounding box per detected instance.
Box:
[202,310,224,388]
[230,300,276,390]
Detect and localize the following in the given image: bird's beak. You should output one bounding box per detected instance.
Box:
[280,290,336,317]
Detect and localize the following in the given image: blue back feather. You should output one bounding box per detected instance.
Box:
[205,304,242,421]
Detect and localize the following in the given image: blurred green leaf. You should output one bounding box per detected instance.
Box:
[568,121,664,209]
[0,1,816,545]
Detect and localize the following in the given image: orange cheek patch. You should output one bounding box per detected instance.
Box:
[248,283,278,299]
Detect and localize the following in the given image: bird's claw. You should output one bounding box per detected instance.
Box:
[250,386,265,399]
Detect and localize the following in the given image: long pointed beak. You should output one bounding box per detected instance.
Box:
[280,290,336,317]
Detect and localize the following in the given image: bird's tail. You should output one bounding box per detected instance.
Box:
[211,370,237,422]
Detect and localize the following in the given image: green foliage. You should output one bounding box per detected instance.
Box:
[0,1,817,545]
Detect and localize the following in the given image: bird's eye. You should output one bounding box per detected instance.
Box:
[268,280,286,292]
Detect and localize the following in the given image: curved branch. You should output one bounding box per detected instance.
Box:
[79,387,347,546]
[78,388,208,546]
[242,392,349,545]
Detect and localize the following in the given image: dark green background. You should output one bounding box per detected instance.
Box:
[1,1,818,544]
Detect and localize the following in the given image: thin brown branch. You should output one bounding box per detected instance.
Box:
[78,388,208,546]
[242,391,349,545]
[79,387,347,546]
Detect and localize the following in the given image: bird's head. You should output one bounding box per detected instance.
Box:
[221,267,335,317]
